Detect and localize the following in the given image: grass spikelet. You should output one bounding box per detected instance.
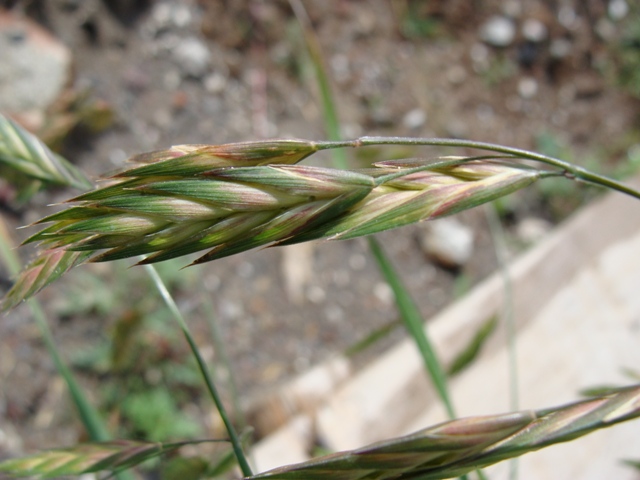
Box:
[2,152,549,310]
[0,113,91,190]
[0,440,218,478]
[2,248,92,311]
[250,385,640,480]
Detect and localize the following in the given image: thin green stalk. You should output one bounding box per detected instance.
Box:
[142,264,253,477]
[485,204,519,480]
[312,136,640,201]
[368,237,455,419]
[289,0,348,169]
[203,299,245,429]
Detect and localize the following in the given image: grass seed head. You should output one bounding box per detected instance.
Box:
[3,142,544,310]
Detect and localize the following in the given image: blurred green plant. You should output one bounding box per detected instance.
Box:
[393,0,444,39]
[610,6,640,98]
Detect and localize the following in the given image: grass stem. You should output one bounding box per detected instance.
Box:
[0,221,110,442]
[143,264,253,477]
[316,136,640,200]
[485,205,519,480]
[0,221,137,480]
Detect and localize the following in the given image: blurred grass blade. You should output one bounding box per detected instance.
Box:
[0,440,221,478]
[289,0,347,169]
[447,315,498,378]
[0,113,91,189]
[369,238,455,419]
[344,318,401,357]
[292,0,469,433]
[623,459,640,471]
[0,222,109,441]
[249,385,640,480]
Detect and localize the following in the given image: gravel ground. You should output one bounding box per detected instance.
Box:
[0,0,638,467]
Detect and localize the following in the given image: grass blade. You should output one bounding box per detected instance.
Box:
[446,315,498,378]
[0,221,109,442]
[368,237,455,418]
[289,0,459,431]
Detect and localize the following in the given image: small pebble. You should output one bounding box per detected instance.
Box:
[522,19,548,43]
[558,5,578,29]
[237,261,255,278]
[609,0,629,20]
[403,108,427,129]
[470,43,490,71]
[549,38,572,59]
[373,282,394,306]
[595,18,616,41]
[324,305,345,323]
[421,218,474,268]
[108,148,127,166]
[480,16,516,47]
[306,285,326,304]
[518,77,538,99]
[501,0,522,18]
[172,90,188,110]
[330,54,350,82]
[516,217,553,244]
[122,67,150,92]
[173,36,211,78]
[150,2,193,31]
[204,72,227,94]
[163,70,181,89]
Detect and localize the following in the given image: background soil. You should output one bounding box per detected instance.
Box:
[0,0,639,474]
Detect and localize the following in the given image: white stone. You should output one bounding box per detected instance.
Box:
[550,38,572,59]
[609,0,629,20]
[402,108,427,129]
[421,218,474,268]
[518,77,538,99]
[522,18,548,43]
[172,36,211,78]
[0,12,71,116]
[516,217,553,244]
[558,5,578,29]
[480,16,516,47]
[204,72,227,94]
